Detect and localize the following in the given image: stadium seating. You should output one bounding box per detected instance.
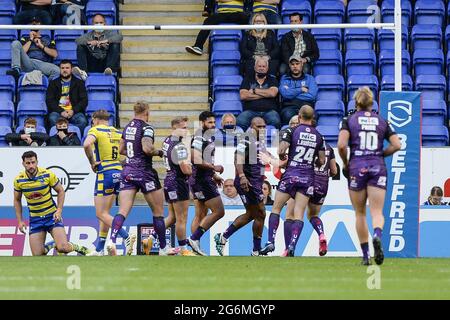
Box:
[381,74,414,91]
[210,29,242,51]
[379,50,410,77]
[86,100,116,125]
[86,74,117,101]
[315,75,345,101]
[347,100,379,113]
[422,100,447,126]
[16,101,47,128]
[345,50,376,76]
[378,27,408,51]
[0,0,15,25]
[0,125,11,146]
[414,0,445,26]
[315,100,345,126]
[316,125,339,147]
[0,30,17,47]
[212,75,243,102]
[0,75,15,102]
[313,49,342,76]
[314,1,345,24]
[415,75,447,100]
[422,125,449,146]
[82,125,91,143]
[49,125,82,141]
[381,0,412,26]
[0,49,11,75]
[86,1,117,25]
[411,24,442,50]
[0,100,13,127]
[281,0,311,24]
[344,28,375,50]
[347,0,378,24]
[211,50,240,79]
[413,49,444,75]
[17,75,49,101]
[311,29,342,50]
[55,41,78,66]
[347,75,379,101]
[212,100,242,115]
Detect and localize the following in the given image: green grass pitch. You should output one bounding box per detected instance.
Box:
[0,256,449,300]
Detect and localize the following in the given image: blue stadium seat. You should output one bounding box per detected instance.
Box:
[344,28,375,50]
[445,51,450,76]
[54,29,84,41]
[379,50,410,77]
[212,100,242,115]
[411,24,442,50]
[0,1,15,25]
[314,1,345,24]
[422,100,447,126]
[347,75,379,102]
[415,75,446,100]
[345,50,376,76]
[18,74,49,101]
[380,74,413,91]
[315,75,345,101]
[0,30,17,47]
[316,125,339,147]
[85,100,116,125]
[311,29,342,50]
[315,100,345,126]
[54,41,77,65]
[15,125,46,134]
[0,100,14,127]
[347,100,379,113]
[210,29,242,51]
[211,50,240,79]
[277,28,291,42]
[347,0,378,23]
[422,125,449,146]
[0,75,15,102]
[0,49,11,75]
[85,74,117,101]
[86,1,117,25]
[16,101,47,128]
[413,49,444,75]
[313,49,342,76]
[49,125,82,141]
[381,0,412,26]
[212,75,243,101]
[415,0,445,25]
[378,26,408,51]
[281,0,311,24]
[0,125,12,146]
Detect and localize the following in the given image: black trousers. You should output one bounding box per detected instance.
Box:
[77,43,120,73]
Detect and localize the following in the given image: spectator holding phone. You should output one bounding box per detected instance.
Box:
[47,117,81,146]
[279,54,317,126]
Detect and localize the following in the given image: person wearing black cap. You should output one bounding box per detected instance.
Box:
[6,17,59,80]
[280,12,319,75]
[13,0,53,26]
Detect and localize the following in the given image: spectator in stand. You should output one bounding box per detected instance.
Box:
[73,13,122,79]
[252,0,281,25]
[14,0,53,25]
[47,117,81,146]
[185,0,248,56]
[5,117,49,147]
[423,186,448,205]
[237,55,280,130]
[216,113,244,147]
[52,0,86,25]
[6,17,59,80]
[279,54,317,125]
[289,114,299,127]
[240,13,279,77]
[202,0,215,17]
[262,180,274,205]
[280,12,319,75]
[220,179,243,205]
[46,60,88,133]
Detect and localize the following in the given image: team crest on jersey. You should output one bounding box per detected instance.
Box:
[305,127,311,133]
[145,182,156,191]
[195,191,205,200]
[168,191,178,200]
[29,192,43,200]
[364,111,371,117]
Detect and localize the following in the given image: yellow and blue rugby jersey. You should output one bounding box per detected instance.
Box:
[13,168,59,217]
[87,124,122,173]
[217,0,244,13]
[253,1,278,14]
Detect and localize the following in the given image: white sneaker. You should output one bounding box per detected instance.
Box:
[125,234,137,256]
[87,250,104,256]
[185,46,203,56]
[106,242,117,256]
[188,238,207,256]
[72,66,88,81]
[159,246,180,256]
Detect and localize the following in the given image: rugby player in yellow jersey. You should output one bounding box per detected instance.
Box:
[83,110,136,256]
[14,151,89,256]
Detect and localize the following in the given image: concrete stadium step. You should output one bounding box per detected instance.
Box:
[122,40,205,54]
[120,88,208,103]
[122,16,204,25]
[121,30,199,37]
[120,78,208,85]
[121,65,208,78]
[121,53,208,61]
[125,0,202,3]
[120,102,208,111]
[119,110,201,128]
[120,4,203,15]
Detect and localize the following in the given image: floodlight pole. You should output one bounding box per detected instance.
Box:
[394,0,403,92]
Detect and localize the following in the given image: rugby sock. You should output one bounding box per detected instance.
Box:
[361,242,370,260]
[288,220,304,250]
[153,216,167,249]
[111,214,126,244]
[178,239,188,249]
[191,227,206,241]
[118,227,129,240]
[43,241,55,255]
[253,237,262,252]
[373,227,382,239]
[309,216,324,236]
[268,213,280,244]
[283,219,294,249]
[96,231,108,252]
[223,223,238,239]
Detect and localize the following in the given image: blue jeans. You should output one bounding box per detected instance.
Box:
[280,102,314,126]
[48,112,88,133]
[11,41,60,79]
[236,110,281,130]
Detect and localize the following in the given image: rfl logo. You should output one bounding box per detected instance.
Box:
[387,100,412,128]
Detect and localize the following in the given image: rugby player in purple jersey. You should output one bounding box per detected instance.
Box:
[338,87,401,265]
[106,101,177,256]
[214,117,269,256]
[188,111,225,256]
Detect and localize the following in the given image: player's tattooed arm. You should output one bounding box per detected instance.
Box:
[142,136,162,157]
[278,141,290,160]
[13,190,26,234]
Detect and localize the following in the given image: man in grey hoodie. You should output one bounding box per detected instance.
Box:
[73,13,122,79]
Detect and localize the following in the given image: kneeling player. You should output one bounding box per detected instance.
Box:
[14,151,89,256]
[214,117,268,256]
